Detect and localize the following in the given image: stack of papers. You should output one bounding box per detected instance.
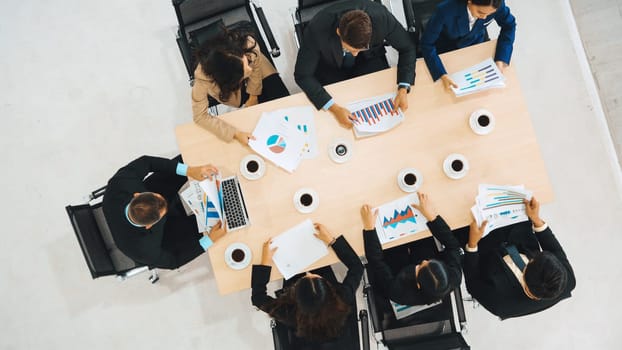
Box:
[347,93,404,138]
[249,107,317,173]
[270,219,328,279]
[450,58,506,97]
[177,179,223,233]
[471,184,533,236]
[374,194,428,244]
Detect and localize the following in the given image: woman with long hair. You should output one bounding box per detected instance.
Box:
[420,0,516,92]
[191,27,289,145]
[251,223,363,345]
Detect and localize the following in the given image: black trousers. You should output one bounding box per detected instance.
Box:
[240,73,290,106]
[315,54,390,86]
[143,155,204,269]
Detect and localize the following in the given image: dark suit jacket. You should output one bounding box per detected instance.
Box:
[464,221,576,320]
[420,0,516,80]
[294,0,416,109]
[251,236,364,347]
[363,215,462,306]
[102,156,201,269]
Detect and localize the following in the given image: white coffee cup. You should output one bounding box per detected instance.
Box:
[240,154,265,180]
[469,109,495,135]
[397,168,422,192]
[443,154,469,180]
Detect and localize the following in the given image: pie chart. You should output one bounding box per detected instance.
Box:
[266,134,286,154]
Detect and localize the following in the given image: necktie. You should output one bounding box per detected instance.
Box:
[342,52,355,69]
[504,245,526,271]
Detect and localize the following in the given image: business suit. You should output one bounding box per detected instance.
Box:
[462,221,576,320]
[364,216,462,306]
[294,0,416,109]
[251,236,364,348]
[102,156,204,269]
[420,0,516,80]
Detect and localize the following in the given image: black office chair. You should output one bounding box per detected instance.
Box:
[363,237,469,350]
[173,0,281,85]
[65,186,159,283]
[402,0,443,57]
[269,271,371,350]
[291,0,383,48]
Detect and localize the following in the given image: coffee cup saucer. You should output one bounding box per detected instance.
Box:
[328,138,353,164]
[224,242,252,270]
[397,168,422,192]
[443,154,469,180]
[469,109,495,135]
[240,154,265,181]
[293,188,319,214]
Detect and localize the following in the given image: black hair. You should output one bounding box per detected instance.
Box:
[524,251,568,299]
[467,0,502,8]
[195,28,258,102]
[418,259,451,302]
[128,192,167,226]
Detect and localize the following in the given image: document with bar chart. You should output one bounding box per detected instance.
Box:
[450,58,506,97]
[374,193,428,244]
[471,184,533,236]
[346,93,404,138]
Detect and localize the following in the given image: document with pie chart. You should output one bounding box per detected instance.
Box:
[249,108,308,173]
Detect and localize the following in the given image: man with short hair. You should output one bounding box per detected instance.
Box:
[294,0,416,128]
[460,197,576,319]
[103,155,226,269]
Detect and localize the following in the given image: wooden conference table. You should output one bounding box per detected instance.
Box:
[175,40,553,295]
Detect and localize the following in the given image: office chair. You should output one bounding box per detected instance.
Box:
[291,0,384,49]
[363,237,469,350]
[65,186,159,284]
[269,272,371,350]
[402,0,443,57]
[173,0,281,85]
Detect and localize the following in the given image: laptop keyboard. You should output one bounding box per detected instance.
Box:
[221,178,248,230]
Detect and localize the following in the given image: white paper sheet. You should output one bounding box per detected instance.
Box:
[391,300,442,320]
[347,93,404,138]
[270,219,328,280]
[450,58,506,97]
[249,109,308,173]
[280,106,318,159]
[374,193,428,244]
[472,184,533,236]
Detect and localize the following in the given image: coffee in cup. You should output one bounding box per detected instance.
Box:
[232,248,245,263]
[300,193,313,206]
[451,160,464,172]
[335,144,348,156]
[404,173,417,186]
[477,115,490,127]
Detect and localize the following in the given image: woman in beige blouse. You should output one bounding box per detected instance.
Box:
[192,31,289,145]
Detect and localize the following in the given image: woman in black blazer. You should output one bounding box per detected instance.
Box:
[251,223,364,345]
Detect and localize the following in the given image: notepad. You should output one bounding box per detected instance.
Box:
[270,219,328,279]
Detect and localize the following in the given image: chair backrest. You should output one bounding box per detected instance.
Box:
[402,0,443,56]
[66,202,140,279]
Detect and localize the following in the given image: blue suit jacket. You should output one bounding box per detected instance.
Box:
[420,0,516,80]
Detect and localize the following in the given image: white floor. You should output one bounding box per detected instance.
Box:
[2,0,621,349]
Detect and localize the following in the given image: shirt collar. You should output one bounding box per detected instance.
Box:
[466,5,477,26]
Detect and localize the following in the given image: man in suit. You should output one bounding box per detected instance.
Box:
[420,0,516,92]
[460,197,575,319]
[362,193,462,307]
[103,155,226,269]
[294,0,416,129]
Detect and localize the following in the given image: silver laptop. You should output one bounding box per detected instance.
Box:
[218,175,250,232]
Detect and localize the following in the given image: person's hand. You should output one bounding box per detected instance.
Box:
[328,104,355,129]
[234,131,256,145]
[467,216,488,249]
[261,238,277,266]
[495,60,507,73]
[360,204,378,230]
[440,74,458,93]
[187,164,219,181]
[410,192,438,222]
[393,87,409,112]
[206,220,227,242]
[245,95,259,107]
[313,223,335,245]
[524,197,545,227]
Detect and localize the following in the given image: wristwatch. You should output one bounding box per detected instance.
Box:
[399,85,411,94]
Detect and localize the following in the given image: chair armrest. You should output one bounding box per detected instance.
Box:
[359,310,370,350]
[171,0,186,6]
[452,286,467,327]
[90,186,106,200]
[251,1,280,57]
[402,0,417,32]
